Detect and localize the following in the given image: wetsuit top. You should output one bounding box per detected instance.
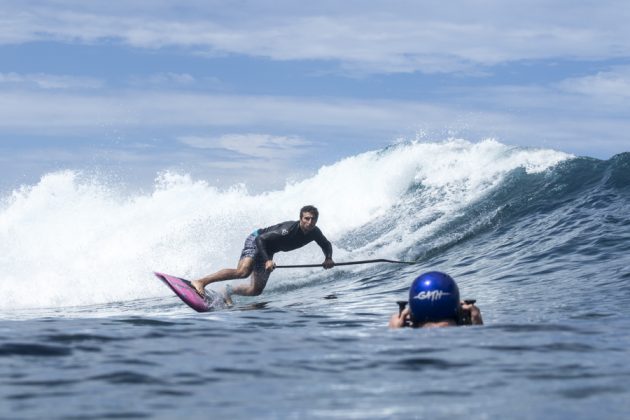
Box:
[254,221,333,262]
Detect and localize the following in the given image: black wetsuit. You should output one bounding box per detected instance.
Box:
[254,221,333,262]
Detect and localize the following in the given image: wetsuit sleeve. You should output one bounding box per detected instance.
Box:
[254,226,286,262]
[255,232,274,262]
[314,228,333,259]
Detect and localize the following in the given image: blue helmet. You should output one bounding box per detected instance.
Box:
[408,272,460,323]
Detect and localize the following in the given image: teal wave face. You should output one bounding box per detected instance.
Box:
[399,153,630,321]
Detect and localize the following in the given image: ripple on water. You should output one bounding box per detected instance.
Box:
[0,343,72,357]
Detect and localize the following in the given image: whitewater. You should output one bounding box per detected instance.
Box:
[0,139,570,311]
[1,139,629,419]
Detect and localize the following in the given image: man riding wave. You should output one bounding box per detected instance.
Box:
[192,205,334,303]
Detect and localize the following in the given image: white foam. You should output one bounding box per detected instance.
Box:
[0,139,571,311]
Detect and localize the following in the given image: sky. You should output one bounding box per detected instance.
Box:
[1,0,629,192]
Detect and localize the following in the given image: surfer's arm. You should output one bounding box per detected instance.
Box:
[254,232,272,261]
[255,229,283,266]
[314,229,334,268]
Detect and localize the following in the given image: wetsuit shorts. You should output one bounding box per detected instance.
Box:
[239,232,267,273]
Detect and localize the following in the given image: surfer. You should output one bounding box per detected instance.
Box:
[389,271,483,328]
[192,205,335,303]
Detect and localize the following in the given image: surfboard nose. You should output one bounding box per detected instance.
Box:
[154,272,214,312]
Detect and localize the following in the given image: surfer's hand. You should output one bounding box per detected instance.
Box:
[323,258,335,269]
[265,260,276,272]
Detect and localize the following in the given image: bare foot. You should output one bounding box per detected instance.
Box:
[191,280,206,298]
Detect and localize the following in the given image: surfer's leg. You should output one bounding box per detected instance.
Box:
[231,270,270,297]
[223,284,234,306]
[191,257,254,296]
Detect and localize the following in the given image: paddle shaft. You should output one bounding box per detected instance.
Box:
[276,258,414,268]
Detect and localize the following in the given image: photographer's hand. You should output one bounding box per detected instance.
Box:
[461,301,483,325]
[389,307,411,329]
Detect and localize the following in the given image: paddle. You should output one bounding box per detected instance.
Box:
[276,258,415,268]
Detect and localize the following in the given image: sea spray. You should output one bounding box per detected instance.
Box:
[0,139,571,310]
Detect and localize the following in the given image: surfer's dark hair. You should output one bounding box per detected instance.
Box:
[300,205,319,220]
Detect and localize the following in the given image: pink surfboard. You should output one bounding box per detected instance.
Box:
[154,272,225,312]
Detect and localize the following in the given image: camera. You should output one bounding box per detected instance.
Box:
[396,300,408,314]
[457,299,476,325]
[396,299,476,326]
[396,301,412,327]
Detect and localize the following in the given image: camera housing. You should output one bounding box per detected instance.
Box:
[396,299,476,326]
[457,299,476,325]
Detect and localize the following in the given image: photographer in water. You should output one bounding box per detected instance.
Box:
[389,271,483,328]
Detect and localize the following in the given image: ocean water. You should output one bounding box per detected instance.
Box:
[1,139,629,419]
